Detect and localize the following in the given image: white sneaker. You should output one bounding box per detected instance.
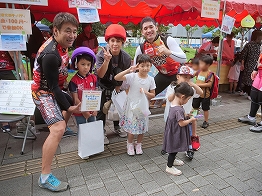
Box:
[173,159,184,166]
[135,142,143,155]
[166,166,182,176]
[127,142,135,156]
[104,135,109,145]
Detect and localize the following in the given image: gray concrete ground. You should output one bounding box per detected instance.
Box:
[0,93,262,196]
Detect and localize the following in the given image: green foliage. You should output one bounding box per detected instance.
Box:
[158,24,172,34]
[202,26,216,34]
[181,47,197,61]
[121,22,141,37]
[40,18,52,27]
[185,25,199,44]
[123,46,136,59]
[91,22,106,36]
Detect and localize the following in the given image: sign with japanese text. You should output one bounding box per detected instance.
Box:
[0,34,27,51]
[0,9,32,35]
[77,8,100,23]
[0,80,35,115]
[81,90,102,111]
[201,0,220,19]
[221,15,235,34]
[0,0,48,6]
[69,0,101,9]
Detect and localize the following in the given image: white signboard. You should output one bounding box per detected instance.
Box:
[81,90,102,111]
[221,15,236,34]
[77,8,100,23]
[0,0,48,6]
[0,80,35,115]
[69,0,101,9]
[0,8,32,35]
[0,34,27,51]
[201,0,220,19]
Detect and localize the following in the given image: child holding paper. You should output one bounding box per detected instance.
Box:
[69,47,97,125]
[115,54,156,156]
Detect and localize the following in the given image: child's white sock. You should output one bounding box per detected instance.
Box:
[41,173,51,183]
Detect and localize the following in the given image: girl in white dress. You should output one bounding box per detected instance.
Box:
[115,54,156,155]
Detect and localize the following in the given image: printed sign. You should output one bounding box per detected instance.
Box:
[69,0,101,9]
[0,34,27,51]
[221,15,236,34]
[0,8,32,34]
[81,90,102,111]
[0,0,48,6]
[77,8,100,23]
[0,80,35,115]
[201,0,220,19]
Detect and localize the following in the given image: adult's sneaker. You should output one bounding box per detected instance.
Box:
[104,134,110,145]
[249,122,262,133]
[201,121,209,129]
[238,115,256,125]
[63,127,77,138]
[113,126,127,138]
[1,124,11,133]
[38,174,68,192]
[166,166,182,176]
[191,136,200,151]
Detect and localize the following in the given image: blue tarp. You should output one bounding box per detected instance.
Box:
[36,23,50,32]
[202,27,220,38]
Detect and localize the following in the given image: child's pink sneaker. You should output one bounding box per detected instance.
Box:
[135,142,143,155]
[127,142,135,156]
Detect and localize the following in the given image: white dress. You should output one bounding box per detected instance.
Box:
[228,61,241,81]
[120,73,156,134]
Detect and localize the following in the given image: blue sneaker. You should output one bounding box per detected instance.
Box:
[1,124,11,133]
[63,127,77,138]
[38,174,68,192]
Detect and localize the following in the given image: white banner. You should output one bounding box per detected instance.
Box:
[221,15,236,34]
[69,0,101,9]
[0,34,27,51]
[77,8,100,23]
[201,0,220,19]
[0,9,32,35]
[0,0,48,6]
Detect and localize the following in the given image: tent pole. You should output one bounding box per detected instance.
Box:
[216,0,226,77]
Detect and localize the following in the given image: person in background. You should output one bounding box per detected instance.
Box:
[222,32,235,65]
[0,51,28,132]
[69,47,97,125]
[227,52,242,94]
[192,55,214,129]
[31,13,80,192]
[238,53,262,132]
[96,24,131,144]
[239,30,262,100]
[163,82,196,176]
[115,54,156,155]
[235,37,242,52]
[25,12,45,74]
[198,36,219,59]
[74,23,99,54]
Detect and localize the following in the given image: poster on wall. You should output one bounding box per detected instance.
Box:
[77,8,100,23]
[0,0,48,6]
[0,34,27,51]
[221,15,236,34]
[0,8,32,35]
[69,0,101,9]
[201,0,220,19]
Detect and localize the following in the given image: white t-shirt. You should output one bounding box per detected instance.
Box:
[164,83,200,122]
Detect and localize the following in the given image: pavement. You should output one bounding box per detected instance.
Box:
[0,93,262,196]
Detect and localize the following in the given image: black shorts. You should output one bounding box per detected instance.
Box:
[192,97,210,111]
[250,87,262,105]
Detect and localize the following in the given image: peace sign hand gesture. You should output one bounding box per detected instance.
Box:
[101,46,112,62]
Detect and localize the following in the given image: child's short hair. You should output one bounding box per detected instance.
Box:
[136,54,152,64]
[191,57,199,65]
[174,82,194,98]
[75,54,93,65]
[199,54,213,66]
